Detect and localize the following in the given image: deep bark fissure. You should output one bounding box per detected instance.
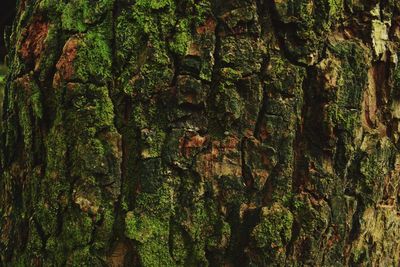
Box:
[253,56,270,140]
[3,0,400,266]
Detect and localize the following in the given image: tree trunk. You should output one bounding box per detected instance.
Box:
[1,0,400,266]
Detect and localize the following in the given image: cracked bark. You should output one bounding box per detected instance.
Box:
[2,0,400,266]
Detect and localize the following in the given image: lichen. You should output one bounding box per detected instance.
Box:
[371,19,389,59]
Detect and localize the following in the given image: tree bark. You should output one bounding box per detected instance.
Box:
[1,0,400,266]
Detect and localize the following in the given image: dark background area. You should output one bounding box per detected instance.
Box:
[0,0,17,63]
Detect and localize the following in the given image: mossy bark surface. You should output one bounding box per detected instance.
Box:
[1,0,400,266]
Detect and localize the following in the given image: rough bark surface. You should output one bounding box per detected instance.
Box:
[1,0,400,266]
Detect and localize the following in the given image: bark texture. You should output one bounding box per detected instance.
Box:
[1,0,400,266]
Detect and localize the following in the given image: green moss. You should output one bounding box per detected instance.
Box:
[136,62,174,93]
[135,0,173,9]
[207,220,231,250]
[359,138,393,203]
[125,212,164,243]
[135,181,175,215]
[0,64,8,77]
[329,41,368,108]
[115,2,175,94]
[25,224,43,256]
[193,1,212,25]
[32,115,70,243]
[314,0,343,31]
[127,180,173,220]
[328,0,344,19]
[216,176,246,205]
[394,54,400,93]
[95,208,114,243]
[45,237,64,265]
[211,68,246,128]
[123,173,179,266]
[139,241,175,267]
[169,19,191,56]
[60,0,114,32]
[125,211,174,266]
[72,139,107,176]
[19,105,33,152]
[45,113,67,172]
[130,104,148,129]
[222,5,258,30]
[66,79,120,185]
[327,105,359,134]
[33,200,59,236]
[266,55,306,96]
[141,129,166,159]
[37,24,61,82]
[273,0,344,64]
[31,87,43,120]
[176,75,205,105]
[351,247,368,264]
[168,177,221,265]
[128,0,175,58]
[75,32,112,83]
[115,10,146,66]
[67,246,103,266]
[61,2,87,32]
[43,211,94,266]
[251,204,293,260]
[125,211,138,240]
[63,212,93,250]
[64,83,116,134]
[115,0,214,97]
[290,194,332,264]
[12,76,43,160]
[12,257,28,267]
[220,37,265,75]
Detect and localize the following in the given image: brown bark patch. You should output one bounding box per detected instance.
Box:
[188,42,201,56]
[258,125,268,141]
[196,136,242,179]
[66,82,78,92]
[361,65,387,136]
[392,16,400,40]
[19,18,49,61]
[179,133,207,158]
[55,37,79,83]
[317,57,340,90]
[18,0,27,12]
[196,17,216,34]
[108,241,129,267]
[326,225,340,248]
[0,217,12,244]
[372,62,388,105]
[15,74,33,92]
